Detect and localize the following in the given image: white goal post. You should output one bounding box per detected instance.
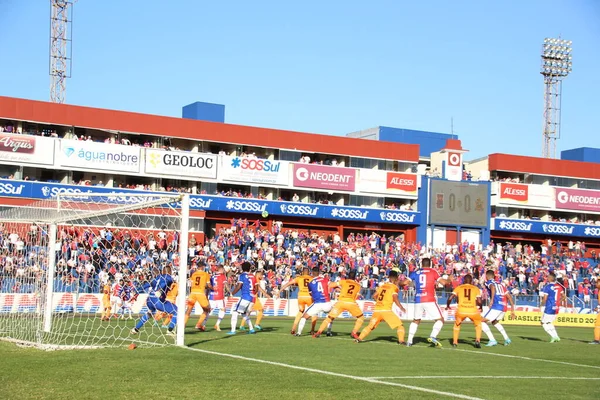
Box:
[0,191,190,350]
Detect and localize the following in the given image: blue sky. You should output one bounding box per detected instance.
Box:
[1,0,599,159]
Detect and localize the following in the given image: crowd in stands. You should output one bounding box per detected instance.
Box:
[0,218,598,309]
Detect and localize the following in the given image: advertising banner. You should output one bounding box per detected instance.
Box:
[0,134,55,166]
[492,218,600,239]
[145,149,217,179]
[496,182,553,208]
[220,156,289,186]
[499,182,528,202]
[444,152,463,181]
[429,180,489,228]
[555,187,600,213]
[500,311,595,328]
[57,140,141,173]
[0,179,421,225]
[292,163,356,192]
[358,169,417,196]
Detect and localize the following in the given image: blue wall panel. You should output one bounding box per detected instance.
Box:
[378,127,457,158]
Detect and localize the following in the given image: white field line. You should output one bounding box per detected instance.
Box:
[277,333,600,371]
[184,346,484,400]
[368,376,600,380]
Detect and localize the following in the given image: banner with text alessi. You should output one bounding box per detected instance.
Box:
[555,187,600,213]
[292,163,356,191]
[0,133,55,166]
[497,182,553,208]
[358,169,418,196]
[57,140,141,173]
[220,156,289,186]
[144,149,217,180]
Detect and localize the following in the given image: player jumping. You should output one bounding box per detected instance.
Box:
[354,270,406,345]
[446,274,482,348]
[280,267,316,335]
[480,270,515,346]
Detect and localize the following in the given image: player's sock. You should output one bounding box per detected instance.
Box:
[452,323,461,344]
[292,312,302,331]
[255,310,264,327]
[240,319,246,328]
[244,315,254,331]
[317,317,331,334]
[475,323,482,342]
[197,313,207,328]
[408,322,419,344]
[326,322,332,334]
[595,326,600,341]
[548,325,559,338]
[358,325,373,341]
[217,310,225,327]
[202,315,209,328]
[481,322,495,341]
[311,316,317,332]
[542,323,554,337]
[396,325,406,343]
[135,312,151,330]
[494,323,509,341]
[230,311,239,332]
[430,320,443,339]
[168,313,178,330]
[352,316,364,334]
[297,318,307,335]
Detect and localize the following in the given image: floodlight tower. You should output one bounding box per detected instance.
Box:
[540,37,572,159]
[49,0,73,104]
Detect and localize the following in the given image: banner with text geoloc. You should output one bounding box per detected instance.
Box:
[492,218,600,239]
[220,156,289,186]
[0,179,420,225]
[56,140,141,173]
[144,148,217,180]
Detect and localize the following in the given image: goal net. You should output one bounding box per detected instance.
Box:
[0,192,190,350]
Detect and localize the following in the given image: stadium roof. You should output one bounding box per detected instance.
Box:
[488,153,600,181]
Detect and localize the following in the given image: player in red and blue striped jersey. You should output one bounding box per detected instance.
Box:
[201,266,228,332]
[119,278,138,320]
[480,270,515,346]
[402,258,451,347]
[295,267,331,336]
[227,262,257,335]
[540,272,566,343]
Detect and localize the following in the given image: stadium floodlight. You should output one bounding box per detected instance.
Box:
[540,37,573,159]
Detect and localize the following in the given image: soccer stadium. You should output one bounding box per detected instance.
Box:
[1,2,599,399]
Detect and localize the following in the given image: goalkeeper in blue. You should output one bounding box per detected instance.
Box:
[131,266,178,337]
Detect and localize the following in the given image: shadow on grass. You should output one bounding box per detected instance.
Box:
[518,336,544,342]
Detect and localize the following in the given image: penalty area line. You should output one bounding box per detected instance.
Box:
[368,376,600,380]
[184,346,484,400]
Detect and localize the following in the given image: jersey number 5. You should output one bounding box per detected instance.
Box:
[377,289,387,301]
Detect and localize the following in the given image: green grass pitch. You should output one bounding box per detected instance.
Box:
[1,318,599,399]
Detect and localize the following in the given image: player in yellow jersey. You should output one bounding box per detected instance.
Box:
[590,281,600,345]
[101,282,111,321]
[446,274,482,348]
[280,267,316,335]
[160,281,179,327]
[354,270,407,345]
[314,270,364,339]
[186,266,212,330]
[240,269,272,331]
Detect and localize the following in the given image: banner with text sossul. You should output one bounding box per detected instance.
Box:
[492,218,600,239]
[220,156,290,186]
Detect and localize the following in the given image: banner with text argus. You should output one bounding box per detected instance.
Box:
[496,182,553,208]
[555,187,600,213]
[57,140,141,173]
[144,149,217,180]
[492,218,600,239]
[358,169,418,196]
[220,156,289,186]
[0,133,55,166]
[0,179,421,225]
[292,163,356,192]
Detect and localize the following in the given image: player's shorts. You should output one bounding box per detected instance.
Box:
[146,296,177,315]
[328,301,363,319]
[122,301,133,309]
[413,302,443,320]
[252,300,264,312]
[483,308,505,322]
[188,293,210,309]
[304,301,332,317]
[298,296,313,312]
[369,310,403,329]
[595,314,600,327]
[209,299,226,310]
[541,313,557,324]
[234,299,255,314]
[110,295,121,305]
[455,312,482,325]
[102,300,111,309]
